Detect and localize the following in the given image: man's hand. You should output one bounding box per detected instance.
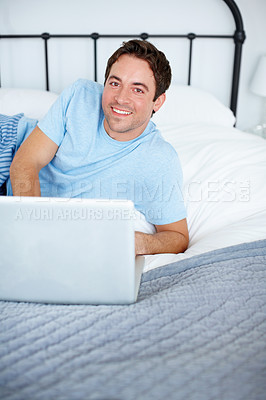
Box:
[135,218,189,256]
[10,126,58,196]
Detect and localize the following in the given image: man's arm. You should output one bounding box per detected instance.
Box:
[135,218,189,255]
[10,126,58,196]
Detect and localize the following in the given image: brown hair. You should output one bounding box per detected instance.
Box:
[104,39,172,101]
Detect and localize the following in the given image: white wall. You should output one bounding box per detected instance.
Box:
[0,0,265,130]
[236,0,266,131]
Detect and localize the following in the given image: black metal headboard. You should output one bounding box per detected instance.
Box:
[0,0,245,117]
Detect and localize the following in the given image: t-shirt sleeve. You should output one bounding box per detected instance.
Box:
[37,82,75,146]
[136,144,187,226]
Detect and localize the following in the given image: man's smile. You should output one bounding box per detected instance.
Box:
[111,106,133,116]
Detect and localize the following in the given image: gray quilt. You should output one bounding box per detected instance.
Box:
[1,239,266,400]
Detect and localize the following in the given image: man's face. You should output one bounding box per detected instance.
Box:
[102,54,165,141]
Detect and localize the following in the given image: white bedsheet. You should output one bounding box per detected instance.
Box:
[141,123,266,272]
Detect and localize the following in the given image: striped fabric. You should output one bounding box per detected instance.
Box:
[0,113,23,188]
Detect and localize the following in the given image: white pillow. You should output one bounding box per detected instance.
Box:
[0,88,58,120]
[152,84,236,128]
[161,123,266,246]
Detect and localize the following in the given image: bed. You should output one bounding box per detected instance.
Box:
[1,0,266,399]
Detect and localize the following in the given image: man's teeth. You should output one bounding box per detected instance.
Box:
[113,107,131,115]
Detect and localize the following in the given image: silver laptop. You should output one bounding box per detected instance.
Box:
[0,196,144,305]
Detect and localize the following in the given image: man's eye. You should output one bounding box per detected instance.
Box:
[134,88,144,94]
[110,82,119,87]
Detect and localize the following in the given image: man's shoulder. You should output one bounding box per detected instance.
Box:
[58,79,104,106]
[72,79,104,95]
[64,79,104,112]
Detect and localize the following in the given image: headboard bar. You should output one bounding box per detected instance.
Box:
[0,32,235,90]
[223,0,246,114]
[223,0,245,31]
[0,0,245,117]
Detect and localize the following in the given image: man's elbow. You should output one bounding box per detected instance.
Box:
[175,232,189,254]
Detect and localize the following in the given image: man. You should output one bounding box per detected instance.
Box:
[1,40,189,255]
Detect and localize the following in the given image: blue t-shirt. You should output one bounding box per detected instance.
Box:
[7,79,186,225]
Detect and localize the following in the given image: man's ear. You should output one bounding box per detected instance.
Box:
[153,93,166,113]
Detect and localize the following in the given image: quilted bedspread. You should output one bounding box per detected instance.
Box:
[1,239,266,400]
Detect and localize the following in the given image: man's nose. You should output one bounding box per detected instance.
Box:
[115,87,130,104]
